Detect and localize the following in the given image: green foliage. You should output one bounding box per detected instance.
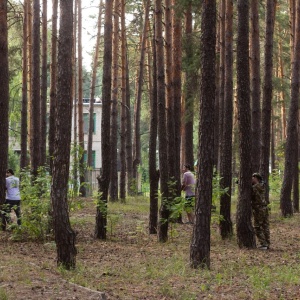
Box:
[12,167,52,241]
[8,148,20,175]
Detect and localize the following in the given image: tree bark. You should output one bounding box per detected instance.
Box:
[149,13,159,234]
[95,0,113,239]
[78,0,86,197]
[49,0,58,175]
[260,0,276,205]
[20,0,29,170]
[190,0,216,269]
[110,0,120,201]
[88,0,103,169]
[40,0,47,167]
[280,0,300,217]
[172,0,183,206]
[183,3,195,168]
[236,0,256,249]
[120,0,127,201]
[250,0,261,173]
[0,0,9,210]
[156,0,170,243]
[30,0,41,177]
[133,0,150,186]
[51,0,77,269]
[219,0,233,239]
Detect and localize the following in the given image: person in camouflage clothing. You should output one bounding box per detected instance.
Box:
[251,173,270,250]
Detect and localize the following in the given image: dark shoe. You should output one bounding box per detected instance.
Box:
[185,221,194,225]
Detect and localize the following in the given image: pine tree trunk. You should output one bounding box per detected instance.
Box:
[219,0,233,239]
[172,0,183,204]
[280,0,300,217]
[78,0,86,197]
[125,60,134,195]
[49,0,58,175]
[20,0,29,170]
[40,0,47,167]
[95,0,113,239]
[51,0,77,269]
[110,0,120,201]
[149,14,159,234]
[156,0,170,243]
[72,0,78,194]
[216,0,226,172]
[236,0,256,249]
[0,0,9,210]
[183,3,194,168]
[30,0,41,177]
[190,0,216,269]
[165,0,175,181]
[120,0,127,201]
[250,0,261,173]
[133,0,150,186]
[260,0,276,205]
[88,0,103,169]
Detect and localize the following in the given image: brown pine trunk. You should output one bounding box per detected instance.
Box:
[165,0,175,180]
[110,0,120,201]
[278,39,287,140]
[290,0,296,62]
[280,0,300,217]
[40,0,47,167]
[250,0,261,173]
[125,59,133,195]
[30,0,41,177]
[183,3,195,168]
[149,14,159,234]
[120,0,127,201]
[172,0,182,201]
[0,0,9,209]
[190,0,216,269]
[48,0,58,175]
[133,0,150,185]
[88,0,103,169]
[260,0,276,205]
[72,0,78,193]
[156,0,170,243]
[216,0,226,172]
[235,0,256,249]
[219,0,233,239]
[20,0,29,170]
[78,0,86,197]
[51,0,77,269]
[95,0,113,240]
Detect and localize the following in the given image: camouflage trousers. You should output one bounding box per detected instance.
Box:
[252,205,270,247]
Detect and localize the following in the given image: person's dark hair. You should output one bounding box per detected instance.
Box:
[184,164,191,170]
[6,169,14,175]
[252,172,262,181]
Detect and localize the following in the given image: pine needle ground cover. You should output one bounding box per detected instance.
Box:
[0,197,299,300]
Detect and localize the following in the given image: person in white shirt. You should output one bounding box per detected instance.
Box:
[3,169,21,228]
[181,164,195,224]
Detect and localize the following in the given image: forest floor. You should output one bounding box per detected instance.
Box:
[0,196,300,300]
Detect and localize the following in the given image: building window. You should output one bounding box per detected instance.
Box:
[84,150,96,168]
[83,113,96,134]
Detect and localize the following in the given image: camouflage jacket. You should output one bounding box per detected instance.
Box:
[251,183,267,207]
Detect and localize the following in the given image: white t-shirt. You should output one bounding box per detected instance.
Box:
[6,175,21,201]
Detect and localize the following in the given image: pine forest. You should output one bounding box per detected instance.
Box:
[0,0,300,299]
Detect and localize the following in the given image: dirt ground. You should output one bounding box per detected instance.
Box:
[1,198,300,300]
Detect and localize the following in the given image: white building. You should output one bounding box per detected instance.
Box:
[75,98,102,169]
[9,98,103,170]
